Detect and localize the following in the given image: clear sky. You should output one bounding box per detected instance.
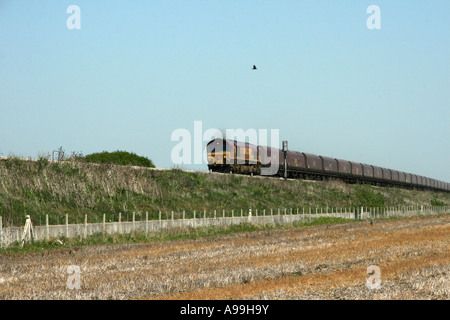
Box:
[1,0,449,182]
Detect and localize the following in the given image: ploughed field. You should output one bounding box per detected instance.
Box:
[0,215,448,300]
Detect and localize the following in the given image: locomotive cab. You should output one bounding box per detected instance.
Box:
[207,139,260,174]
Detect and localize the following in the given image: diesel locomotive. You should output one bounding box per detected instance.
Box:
[206,138,449,192]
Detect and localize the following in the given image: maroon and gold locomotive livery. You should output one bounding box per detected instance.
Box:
[206,139,449,192]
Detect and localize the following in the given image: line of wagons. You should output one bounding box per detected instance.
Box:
[206,138,449,192]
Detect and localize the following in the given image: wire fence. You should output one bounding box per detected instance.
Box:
[1,205,448,248]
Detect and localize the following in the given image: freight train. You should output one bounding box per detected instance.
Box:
[206,138,449,192]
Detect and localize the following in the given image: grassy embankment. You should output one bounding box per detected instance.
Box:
[0,157,448,228]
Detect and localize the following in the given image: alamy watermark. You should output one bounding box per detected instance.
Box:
[66,5,81,30]
[171,121,281,175]
[64,5,381,32]
[367,5,381,30]
[366,265,381,290]
[64,5,379,31]
[66,265,81,290]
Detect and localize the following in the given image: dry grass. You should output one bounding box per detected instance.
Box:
[1,158,449,227]
[0,215,448,300]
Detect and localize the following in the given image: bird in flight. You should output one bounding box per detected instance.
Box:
[252,65,257,70]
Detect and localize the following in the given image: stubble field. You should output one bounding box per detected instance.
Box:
[0,215,448,300]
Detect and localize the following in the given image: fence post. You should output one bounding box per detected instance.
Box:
[145,212,148,234]
[103,213,106,236]
[46,214,49,241]
[132,212,136,233]
[119,212,122,234]
[66,214,69,238]
[56,215,60,238]
[84,214,88,238]
[0,216,2,248]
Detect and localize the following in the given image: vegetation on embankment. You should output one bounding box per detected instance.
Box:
[0,158,448,226]
[83,151,155,168]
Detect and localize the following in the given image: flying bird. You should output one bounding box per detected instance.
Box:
[252,65,257,70]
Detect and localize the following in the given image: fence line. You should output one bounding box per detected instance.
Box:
[0,206,448,248]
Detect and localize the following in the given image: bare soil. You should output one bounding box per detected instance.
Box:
[0,215,448,300]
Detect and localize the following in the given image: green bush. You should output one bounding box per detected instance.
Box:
[431,198,445,206]
[36,156,49,170]
[353,185,385,207]
[84,151,155,168]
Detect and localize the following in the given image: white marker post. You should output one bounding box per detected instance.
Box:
[21,215,35,247]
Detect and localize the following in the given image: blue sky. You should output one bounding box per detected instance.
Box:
[0,1,449,182]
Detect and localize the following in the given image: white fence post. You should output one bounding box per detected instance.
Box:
[103,214,106,235]
[66,214,69,238]
[46,214,49,241]
[84,214,87,238]
[0,216,2,248]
